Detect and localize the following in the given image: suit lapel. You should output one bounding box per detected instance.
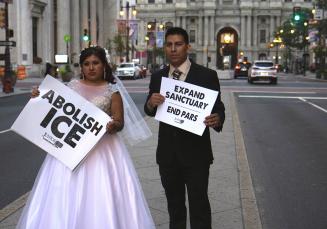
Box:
[185,62,197,84]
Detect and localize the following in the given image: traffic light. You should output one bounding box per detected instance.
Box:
[0,8,6,29]
[293,6,302,22]
[82,29,89,41]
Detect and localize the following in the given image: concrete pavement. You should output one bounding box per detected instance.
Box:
[0,74,261,229]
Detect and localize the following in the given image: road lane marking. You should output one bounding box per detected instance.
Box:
[298,98,327,113]
[238,95,327,100]
[238,95,327,113]
[0,129,11,134]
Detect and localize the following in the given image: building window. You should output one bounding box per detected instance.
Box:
[259,30,266,43]
[284,0,292,2]
[190,30,196,43]
[166,0,173,3]
[148,0,155,3]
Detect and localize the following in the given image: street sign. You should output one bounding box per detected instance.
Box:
[314,9,323,20]
[0,40,16,46]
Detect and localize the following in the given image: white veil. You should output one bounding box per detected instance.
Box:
[114,76,152,145]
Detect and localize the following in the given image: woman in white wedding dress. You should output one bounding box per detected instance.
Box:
[16,46,155,229]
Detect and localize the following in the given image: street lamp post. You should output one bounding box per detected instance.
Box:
[120,1,137,63]
[272,37,282,65]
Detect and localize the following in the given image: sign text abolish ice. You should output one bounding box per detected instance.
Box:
[11,76,111,170]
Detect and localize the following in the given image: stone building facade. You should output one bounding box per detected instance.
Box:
[135,0,313,69]
[0,0,313,72]
[0,0,118,72]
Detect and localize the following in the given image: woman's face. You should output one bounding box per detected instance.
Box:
[81,54,105,82]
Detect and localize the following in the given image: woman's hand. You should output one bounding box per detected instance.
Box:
[106,119,123,134]
[31,86,40,98]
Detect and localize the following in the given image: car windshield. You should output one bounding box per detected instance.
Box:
[255,62,274,67]
[119,64,133,68]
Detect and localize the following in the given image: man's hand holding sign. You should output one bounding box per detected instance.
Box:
[152,77,219,136]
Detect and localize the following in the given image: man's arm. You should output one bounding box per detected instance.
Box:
[144,75,165,116]
[205,71,225,132]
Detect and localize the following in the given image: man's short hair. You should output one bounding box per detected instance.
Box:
[165,27,189,44]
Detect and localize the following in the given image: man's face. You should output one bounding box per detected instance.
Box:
[164,34,190,68]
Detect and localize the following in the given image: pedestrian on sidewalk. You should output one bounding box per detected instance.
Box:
[144,27,225,229]
[17,46,154,229]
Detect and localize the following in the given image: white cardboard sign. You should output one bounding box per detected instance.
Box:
[11,75,111,170]
[155,77,218,136]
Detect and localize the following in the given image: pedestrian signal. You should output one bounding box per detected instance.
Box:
[0,8,6,29]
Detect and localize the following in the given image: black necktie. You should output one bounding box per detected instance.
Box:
[172,69,182,80]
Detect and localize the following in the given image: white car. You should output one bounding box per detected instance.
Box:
[115,62,141,80]
[248,60,278,84]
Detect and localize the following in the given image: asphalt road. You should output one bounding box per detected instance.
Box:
[0,94,46,209]
[235,88,327,229]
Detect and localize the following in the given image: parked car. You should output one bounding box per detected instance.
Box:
[234,61,251,78]
[115,62,141,80]
[248,60,277,84]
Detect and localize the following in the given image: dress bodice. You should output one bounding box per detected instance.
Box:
[68,79,119,114]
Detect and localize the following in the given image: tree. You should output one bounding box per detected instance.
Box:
[113,34,125,62]
[313,0,327,78]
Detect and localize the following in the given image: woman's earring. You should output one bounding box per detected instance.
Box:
[103,69,106,80]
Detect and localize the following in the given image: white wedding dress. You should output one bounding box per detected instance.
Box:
[16,80,155,229]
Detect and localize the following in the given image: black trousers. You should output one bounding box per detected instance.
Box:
[159,163,211,229]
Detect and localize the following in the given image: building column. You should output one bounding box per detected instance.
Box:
[204,16,209,46]
[17,0,33,64]
[182,16,187,29]
[72,0,80,63]
[81,0,89,49]
[210,15,215,46]
[97,0,104,47]
[198,15,203,46]
[276,15,281,28]
[176,16,181,27]
[90,1,97,46]
[241,15,246,47]
[270,15,275,40]
[253,15,258,48]
[57,0,70,54]
[246,15,252,47]
[42,0,54,63]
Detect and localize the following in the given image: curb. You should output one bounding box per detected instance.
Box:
[230,92,263,229]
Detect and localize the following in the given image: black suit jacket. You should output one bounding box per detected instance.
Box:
[144,62,225,166]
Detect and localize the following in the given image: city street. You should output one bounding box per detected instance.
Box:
[229,73,327,229]
[1,72,327,228]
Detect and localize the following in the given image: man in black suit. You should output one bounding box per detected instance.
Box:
[144,27,225,229]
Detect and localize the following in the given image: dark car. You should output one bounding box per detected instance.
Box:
[234,61,251,78]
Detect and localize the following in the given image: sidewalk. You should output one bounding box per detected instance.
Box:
[0,76,261,229]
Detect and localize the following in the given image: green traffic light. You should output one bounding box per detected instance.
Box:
[294,14,300,21]
[83,35,89,41]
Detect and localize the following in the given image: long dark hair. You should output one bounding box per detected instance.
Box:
[79,46,115,84]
